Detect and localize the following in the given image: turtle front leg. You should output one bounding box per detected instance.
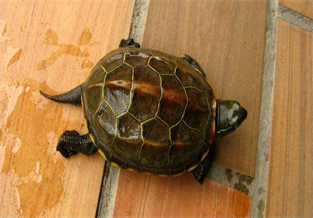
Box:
[192,153,212,184]
[57,130,97,158]
[119,38,140,48]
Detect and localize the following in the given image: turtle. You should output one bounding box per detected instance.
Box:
[40,38,247,183]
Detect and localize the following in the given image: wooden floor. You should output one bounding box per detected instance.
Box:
[0,0,312,217]
[266,19,313,218]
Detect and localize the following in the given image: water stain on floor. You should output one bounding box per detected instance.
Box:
[37,28,95,70]
[1,46,23,70]
[0,80,66,218]
[0,19,9,42]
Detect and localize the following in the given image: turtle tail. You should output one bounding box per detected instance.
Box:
[39,84,83,106]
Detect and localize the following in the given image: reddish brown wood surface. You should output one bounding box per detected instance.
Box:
[280,0,313,18]
[0,1,134,217]
[141,0,266,176]
[266,19,313,217]
[113,171,251,218]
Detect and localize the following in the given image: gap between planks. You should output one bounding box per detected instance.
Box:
[250,0,278,217]
[278,4,313,33]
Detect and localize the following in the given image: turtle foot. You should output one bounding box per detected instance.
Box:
[57,130,79,158]
[119,38,140,48]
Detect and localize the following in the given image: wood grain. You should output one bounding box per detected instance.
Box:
[142,0,266,177]
[280,0,313,19]
[113,171,251,218]
[266,19,313,217]
[0,1,134,217]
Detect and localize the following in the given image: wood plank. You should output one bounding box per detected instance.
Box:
[113,171,251,218]
[142,0,266,177]
[266,19,313,217]
[280,0,313,19]
[0,1,134,217]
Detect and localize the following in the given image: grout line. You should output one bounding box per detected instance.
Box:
[206,163,253,196]
[129,0,150,43]
[250,0,278,217]
[96,1,150,217]
[97,163,120,218]
[278,4,313,33]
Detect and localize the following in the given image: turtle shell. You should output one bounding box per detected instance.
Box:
[82,47,216,176]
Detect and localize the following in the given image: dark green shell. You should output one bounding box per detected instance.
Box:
[82,47,216,176]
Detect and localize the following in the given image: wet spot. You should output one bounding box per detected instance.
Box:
[225,168,233,183]
[37,28,92,70]
[30,91,48,110]
[37,45,89,70]
[0,19,9,42]
[257,199,265,217]
[11,137,21,153]
[258,187,265,195]
[234,174,253,195]
[0,172,20,216]
[46,131,59,163]
[7,48,22,69]
[2,46,23,70]
[0,84,24,127]
[0,146,6,172]
[81,59,94,69]
[234,182,250,194]
[77,28,92,46]
[0,81,66,217]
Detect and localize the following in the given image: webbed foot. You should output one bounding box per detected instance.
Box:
[57,130,97,158]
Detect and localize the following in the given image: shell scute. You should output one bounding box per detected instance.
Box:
[104,64,132,116]
[102,49,124,72]
[183,88,210,131]
[125,50,150,67]
[93,102,116,147]
[128,66,161,122]
[169,121,201,168]
[113,113,142,162]
[140,117,170,168]
[157,75,187,127]
[83,65,106,116]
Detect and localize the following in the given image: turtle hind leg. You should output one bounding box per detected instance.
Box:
[57,130,97,158]
[183,55,206,78]
[39,84,83,106]
[119,38,140,48]
[192,153,212,184]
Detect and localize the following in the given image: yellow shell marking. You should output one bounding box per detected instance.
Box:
[84,119,88,129]
[187,164,199,172]
[111,162,122,169]
[171,171,185,177]
[98,149,107,160]
[206,77,214,89]
[89,133,95,145]
[201,148,210,162]
[128,168,139,173]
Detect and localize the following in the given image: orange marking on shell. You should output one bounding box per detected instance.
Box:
[209,121,215,144]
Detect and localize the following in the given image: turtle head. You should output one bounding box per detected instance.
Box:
[215,99,247,137]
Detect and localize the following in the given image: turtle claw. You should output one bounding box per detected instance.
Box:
[119,38,140,48]
[56,130,79,158]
